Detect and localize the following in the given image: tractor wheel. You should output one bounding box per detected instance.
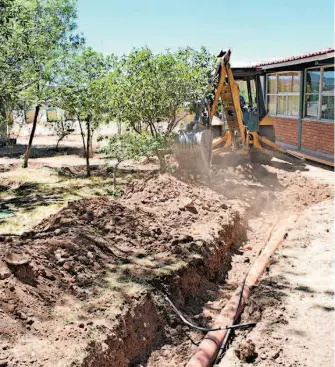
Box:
[250,125,276,164]
[259,125,276,143]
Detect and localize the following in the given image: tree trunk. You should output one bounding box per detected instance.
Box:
[113,162,119,189]
[86,120,91,177]
[89,129,94,158]
[0,99,7,143]
[78,117,86,158]
[23,105,40,168]
[156,150,166,173]
[0,99,6,122]
[56,135,65,151]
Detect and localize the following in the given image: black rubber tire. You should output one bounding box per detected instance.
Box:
[259,125,276,143]
[250,150,272,164]
[250,125,276,164]
[211,125,222,139]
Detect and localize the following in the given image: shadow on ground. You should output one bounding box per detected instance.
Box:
[0,143,84,159]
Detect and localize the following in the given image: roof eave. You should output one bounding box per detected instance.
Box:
[260,52,335,70]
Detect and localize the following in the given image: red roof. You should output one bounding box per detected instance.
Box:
[255,48,334,67]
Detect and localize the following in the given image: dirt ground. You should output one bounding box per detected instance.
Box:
[0,137,334,367]
[0,135,158,235]
[146,160,334,367]
[220,198,334,367]
[0,135,96,167]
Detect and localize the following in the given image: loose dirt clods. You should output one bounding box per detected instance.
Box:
[145,162,334,367]
[0,159,334,367]
[0,172,243,366]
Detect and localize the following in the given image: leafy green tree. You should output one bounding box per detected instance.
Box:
[21,0,83,167]
[0,0,28,138]
[106,46,214,171]
[0,0,24,104]
[55,47,112,176]
[99,132,144,188]
[0,0,83,166]
[51,117,75,150]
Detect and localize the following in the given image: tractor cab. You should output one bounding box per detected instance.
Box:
[232,66,275,142]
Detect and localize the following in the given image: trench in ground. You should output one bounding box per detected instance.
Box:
[81,209,247,366]
[2,161,332,367]
[82,199,277,367]
[83,166,333,367]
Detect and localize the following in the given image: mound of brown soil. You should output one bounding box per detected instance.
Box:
[0,174,243,366]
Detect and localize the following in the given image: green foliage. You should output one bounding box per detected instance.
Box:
[99,132,144,164]
[105,46,214,172]
[99,132,148,187]
[19,154,25,168]
[138,131,177,157]
[1,1,217,174]
[0,0,83,106]
[106,46,215,135]
[106,188,124,199]
[55,46,113,175]
[52,118,75,149]
[55,47,112,124]
[100,130,177,164]
[0,0,83,168]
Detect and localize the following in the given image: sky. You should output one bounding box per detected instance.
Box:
[77,0,334,66]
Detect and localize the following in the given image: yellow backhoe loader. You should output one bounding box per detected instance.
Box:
[175,49,330,173]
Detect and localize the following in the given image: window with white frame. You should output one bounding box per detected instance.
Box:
[305,66,334,120]
[266,72,300,116]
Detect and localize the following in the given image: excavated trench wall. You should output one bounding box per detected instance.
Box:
[81,212,245,367]
[0,174,247,367]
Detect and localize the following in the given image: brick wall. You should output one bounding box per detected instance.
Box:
[272,116,298,147]
[302,119,334,155]
[272,116,334,156]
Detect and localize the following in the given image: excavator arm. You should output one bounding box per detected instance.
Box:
[175,49,331,173]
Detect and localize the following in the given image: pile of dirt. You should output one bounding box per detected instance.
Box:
[123,174,243,242]
[0,173,244,366]
[277,173,333,210]
[145,166,334,367]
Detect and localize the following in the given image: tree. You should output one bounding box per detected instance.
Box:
[0,0,83,166]
[106,46,215,171]
[52,117,75,150]
[55,47,112,176]
[99,132,144,189]
[21,0,83,168]
[0,0,29,139]
[0,0,24,101]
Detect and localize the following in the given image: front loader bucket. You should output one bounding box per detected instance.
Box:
[175,129,213,174]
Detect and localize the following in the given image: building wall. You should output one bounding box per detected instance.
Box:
[272,116,334,156]
[301,120,334,155]
[272,116,299,147]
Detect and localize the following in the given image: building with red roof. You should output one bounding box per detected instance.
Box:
[256,48,334,162]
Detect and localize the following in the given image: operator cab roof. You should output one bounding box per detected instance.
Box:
[231,67,262,80]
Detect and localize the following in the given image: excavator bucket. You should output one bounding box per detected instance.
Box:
[174,50,234,174]
[175,129,213,174]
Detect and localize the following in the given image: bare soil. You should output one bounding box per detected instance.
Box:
[0,153,334,367]
[145,162,334,367]
[220,199,334,367]
[0,172,244,366]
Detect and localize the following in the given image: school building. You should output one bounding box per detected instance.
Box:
[258,48,334,162]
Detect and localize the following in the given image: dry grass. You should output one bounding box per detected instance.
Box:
[0,166,118,235]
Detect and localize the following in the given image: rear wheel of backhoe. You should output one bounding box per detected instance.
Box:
[259,125,276,143]
[250,125,276,164]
